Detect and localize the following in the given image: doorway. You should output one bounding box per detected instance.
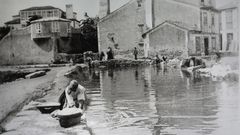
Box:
[204,37,209,55]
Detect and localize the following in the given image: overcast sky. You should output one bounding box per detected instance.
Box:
[0,0,235,26]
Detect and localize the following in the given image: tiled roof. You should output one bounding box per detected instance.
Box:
[218,1,239,10]
[21,6,59,11]
[142,20,197,37]
[31,17,70,23]
[99,0,134,22]
[5,18,20,25]
[201,6,219,12]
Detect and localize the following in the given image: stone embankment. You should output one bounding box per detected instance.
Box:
[0,64,90,135]
[0,68,51,84]
[92,59,152,69]
[0,67,63,132]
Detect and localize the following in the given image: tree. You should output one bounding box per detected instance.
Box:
[79,14,99,53]
[0,26,10,40]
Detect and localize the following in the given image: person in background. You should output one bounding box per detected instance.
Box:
[155,55,162,64]
[133,47,138,60]
[107,47,114,60]
[100,51,105,61]
[162,56,167,62]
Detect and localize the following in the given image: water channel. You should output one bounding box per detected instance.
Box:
[70,66,240,135]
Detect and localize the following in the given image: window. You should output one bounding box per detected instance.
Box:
[67,23,71,33]
[195,37,201,53]
[226,10,233,29]
[52,22,60,32]
[37,11,41,16]
[47,11,53,17]
[54,10,59,17]
[211,37,216,51]
[227,33,233,51]
[28,11,33,16]
[211,14,215,25]
[138,24,144,34]
[35,23,42,33]
[203,12,208,25]
[137,0,142,7]
[42,11,46,17]
[201,0,204,6]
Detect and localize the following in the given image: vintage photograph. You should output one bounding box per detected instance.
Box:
[0,0,239,134]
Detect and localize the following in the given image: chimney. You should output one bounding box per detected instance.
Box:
[151,0,155,27]
[66,4,73,19]
[99,0,110,18]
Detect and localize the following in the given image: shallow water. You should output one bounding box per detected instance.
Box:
[74,66,240,135]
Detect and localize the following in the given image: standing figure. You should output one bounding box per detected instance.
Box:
[133,47,138,60]
[107,47,114,60]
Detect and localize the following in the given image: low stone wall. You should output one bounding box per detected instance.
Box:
[54,53,84,64]
[92,59,151,69]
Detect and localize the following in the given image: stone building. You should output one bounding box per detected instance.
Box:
[143,0,220,57]
[0,17,72,65]
[219,1,240,52]
[98,0,147,53]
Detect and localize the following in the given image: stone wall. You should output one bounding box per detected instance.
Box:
[98,0,146,52]
[147,24,187,58]
[0,27,54,65]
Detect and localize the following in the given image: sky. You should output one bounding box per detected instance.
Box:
[0,0,235,26]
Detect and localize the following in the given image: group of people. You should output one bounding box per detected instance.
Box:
[100,47,114,61]
[155,54,167,64]
[181,56,206,68]
[100,47,140,61]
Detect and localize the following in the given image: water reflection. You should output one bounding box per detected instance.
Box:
[74,66,239,135]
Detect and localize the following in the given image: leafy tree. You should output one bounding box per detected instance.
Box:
[79,13,99,53]
[0,26,10,40]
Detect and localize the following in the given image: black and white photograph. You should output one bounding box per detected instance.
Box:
[0,0,239,134]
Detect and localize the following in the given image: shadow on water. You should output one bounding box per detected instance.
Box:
[71,66,239,135]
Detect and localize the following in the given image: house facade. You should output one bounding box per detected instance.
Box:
[143,0,220,57]
[98,0,147,53]
[19,6,65,27]
[219,1,240,52]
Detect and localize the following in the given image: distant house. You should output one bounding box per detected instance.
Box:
[143,21,220,57]
[143,0,220,57]
[0,5,98,65]
[4,5,79,29]
[19,6,65,27]
[4,15,21,30]
[30,17,71,40]
[219,1,240,52]
[98,0,147,52]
